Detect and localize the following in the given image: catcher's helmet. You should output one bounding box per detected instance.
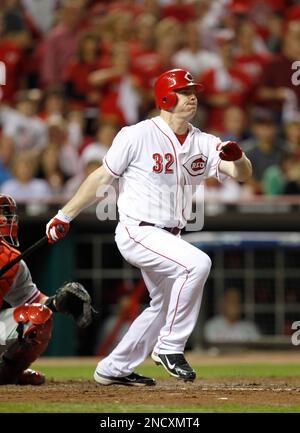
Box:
[0,194,19,247]
[154,68,203,110]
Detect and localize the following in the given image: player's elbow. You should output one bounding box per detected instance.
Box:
[90,164,114,185]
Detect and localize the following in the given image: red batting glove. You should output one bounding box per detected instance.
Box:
[46,210,71,244]
[217,141,243,161]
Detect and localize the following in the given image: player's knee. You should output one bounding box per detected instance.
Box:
[24,317,53,345]
[12,303,53,347]
[189,253,212,281]
[203,253,212,274]
[0,318,52,385]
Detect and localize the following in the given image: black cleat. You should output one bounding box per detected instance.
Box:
[94,370,156,386]
[151,351,196,382]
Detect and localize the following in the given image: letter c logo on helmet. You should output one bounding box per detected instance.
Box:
[184,72,193,82]
[154,69,203,110]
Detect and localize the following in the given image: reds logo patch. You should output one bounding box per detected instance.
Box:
[183,154,207,176]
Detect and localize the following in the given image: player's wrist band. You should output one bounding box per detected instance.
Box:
[57,210,73,223]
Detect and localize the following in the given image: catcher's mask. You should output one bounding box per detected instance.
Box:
[0,194,19,247]
[154,68,203,110]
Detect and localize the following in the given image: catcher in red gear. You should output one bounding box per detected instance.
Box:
[0,194,94,385]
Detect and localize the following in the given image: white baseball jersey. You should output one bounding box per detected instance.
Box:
[103,116,227,228]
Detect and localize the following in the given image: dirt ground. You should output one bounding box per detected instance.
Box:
[1,352,300,407]
[2,377,300,407]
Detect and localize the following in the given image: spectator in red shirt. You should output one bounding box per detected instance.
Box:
[161,0,196,23]
[199,29,252,134]
[84,4,108,44]
[0,8,28,104]
[235,19,271,85]
[89,43,140,126]
[100,10,134,60]
[63,33,102,111]
[130,14,158,84]
[257,20,300,122]
[39,0,84,88]
[136,31,179,117]
[134,16,181,91]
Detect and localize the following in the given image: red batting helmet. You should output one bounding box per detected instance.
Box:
[0,194,19,247]
[154,68,203,110]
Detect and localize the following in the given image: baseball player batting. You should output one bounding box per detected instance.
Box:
[0,194,94,385]
[46,68,252,386]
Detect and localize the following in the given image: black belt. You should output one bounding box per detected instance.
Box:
[139,221,181,235]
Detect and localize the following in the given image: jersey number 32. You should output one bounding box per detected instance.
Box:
[152,153,174,174]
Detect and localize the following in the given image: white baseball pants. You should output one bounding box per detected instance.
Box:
[96,222,211,377]
[0,308,31,354]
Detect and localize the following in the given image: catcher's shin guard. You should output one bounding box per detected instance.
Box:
[0,313,52,385]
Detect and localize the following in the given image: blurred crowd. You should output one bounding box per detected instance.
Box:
[1,0,300,203]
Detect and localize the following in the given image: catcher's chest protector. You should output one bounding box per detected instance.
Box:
[0,240,20,307]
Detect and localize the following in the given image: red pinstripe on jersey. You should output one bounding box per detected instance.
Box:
[103,157,121,178]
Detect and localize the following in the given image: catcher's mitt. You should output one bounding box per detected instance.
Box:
[46,282,97,328]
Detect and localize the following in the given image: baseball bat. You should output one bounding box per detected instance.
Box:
[0,224,65,278]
